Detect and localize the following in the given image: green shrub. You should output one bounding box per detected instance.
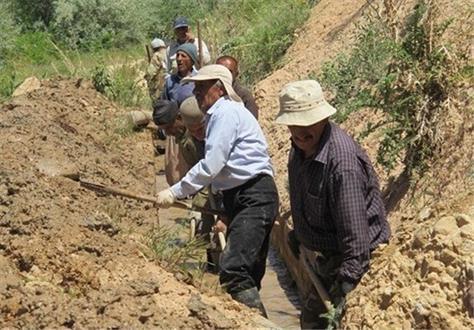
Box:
[145,225,207,282]
[51,0,147,50]
[320,0,469,174]
[0,2,19,60]
[92,64,148,108]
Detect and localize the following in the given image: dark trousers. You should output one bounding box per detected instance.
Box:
[219,174,279,295]
[300,249,344,329]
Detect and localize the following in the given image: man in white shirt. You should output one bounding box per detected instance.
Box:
[164,16,211,74]
[156,65,279,317]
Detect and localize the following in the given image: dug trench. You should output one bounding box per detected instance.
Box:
[2,0,473,328]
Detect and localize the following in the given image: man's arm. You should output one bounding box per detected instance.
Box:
[170,109,238,198]
[329,169,371,284]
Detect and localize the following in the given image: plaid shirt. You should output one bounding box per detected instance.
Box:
[288,122,390,283]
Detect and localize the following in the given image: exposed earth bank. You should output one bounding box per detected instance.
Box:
[255,0,473,329]
[0,79,272,328]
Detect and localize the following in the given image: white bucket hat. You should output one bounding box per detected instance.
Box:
[275,80,336,126]
[181,64,242,103]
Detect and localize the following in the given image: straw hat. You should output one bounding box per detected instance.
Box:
[275,80,336,126]
[181,64,242,103]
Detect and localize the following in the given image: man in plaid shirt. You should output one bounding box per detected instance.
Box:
[275,80,390,329]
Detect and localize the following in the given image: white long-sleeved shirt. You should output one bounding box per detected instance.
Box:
[170,97,273,198]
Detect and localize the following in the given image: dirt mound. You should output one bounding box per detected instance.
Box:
[256,0,473,328]
[0,78,269,328]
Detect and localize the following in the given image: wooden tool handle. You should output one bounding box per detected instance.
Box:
[78,179,225,217]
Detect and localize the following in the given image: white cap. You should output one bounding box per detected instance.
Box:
[151,38,165,49]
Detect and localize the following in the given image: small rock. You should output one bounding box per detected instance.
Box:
[412,229,429,249]
[427,260,445,274]
[433,216,458,236]
[426,272,439,284]
[419,207,431,220]
[12,77,41,97]
[455,213,472,227]
[439,249,458,266]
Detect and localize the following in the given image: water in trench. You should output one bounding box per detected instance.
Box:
[260,246,301,329]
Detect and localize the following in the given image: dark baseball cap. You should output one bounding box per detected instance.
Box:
[173,16,189,29]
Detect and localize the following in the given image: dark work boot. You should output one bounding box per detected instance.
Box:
[231,287,268,318]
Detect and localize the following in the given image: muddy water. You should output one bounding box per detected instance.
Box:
[261,247,301,329]
[154,166,300,328]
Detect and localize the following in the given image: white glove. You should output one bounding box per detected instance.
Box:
[156,188,176,208]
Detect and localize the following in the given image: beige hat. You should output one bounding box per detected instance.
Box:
[275,80,336,126]
[181,64,242,103]
[179,96,203,126]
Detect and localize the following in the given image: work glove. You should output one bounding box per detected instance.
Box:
[323,281,355,330]
[156,188,176,208]
[287,230,300,260]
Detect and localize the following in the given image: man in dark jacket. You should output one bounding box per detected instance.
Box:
[275,79,391,329]
[216,55,259,119]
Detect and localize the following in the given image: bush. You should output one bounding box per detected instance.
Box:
[0,2,19,61]
[51,0,147,50]
[320,0,469,174]
[92,64,149,108]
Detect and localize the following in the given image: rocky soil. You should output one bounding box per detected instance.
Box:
[0,79,270,328]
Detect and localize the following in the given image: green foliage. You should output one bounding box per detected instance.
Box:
[92,63,148,108]
[14,32,59,64]
[10,0,55,29]
[0,1,19,59]
[51,0,146,50]
[320,0,468,174]
[209,0,312,86]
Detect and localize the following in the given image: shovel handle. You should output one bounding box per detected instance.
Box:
[300,247,333,311]
[77,178,225,217]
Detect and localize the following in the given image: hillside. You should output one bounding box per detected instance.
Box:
[256,0,473,328]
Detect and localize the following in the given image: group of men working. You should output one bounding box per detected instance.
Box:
[146,16,390,329]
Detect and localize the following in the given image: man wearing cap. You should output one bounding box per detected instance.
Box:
[165,16,210,74]
[152,99,193,185]
[155,64,279,317]
[161,43,198,105]
[216,55,259,119]
[145,38,167,101]
[275,80,391,328]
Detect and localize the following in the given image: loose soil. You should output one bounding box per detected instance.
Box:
[1,0,473,328]
[0,79,272,328]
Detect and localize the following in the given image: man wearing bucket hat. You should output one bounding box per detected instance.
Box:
[156,64,279,317]
[275,80,390,328]
[165,16,210,74]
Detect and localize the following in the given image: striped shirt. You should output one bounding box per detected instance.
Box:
[288,122,390,283]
